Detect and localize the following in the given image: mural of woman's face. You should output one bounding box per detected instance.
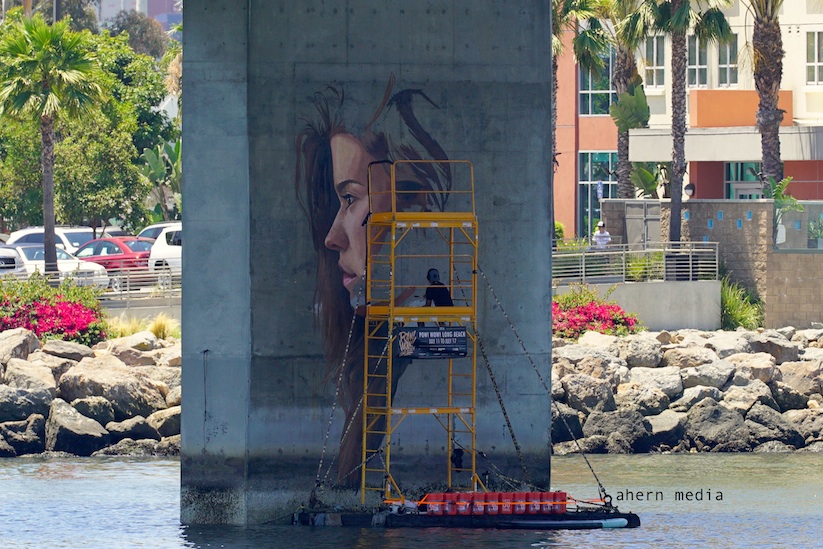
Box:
[325,133,389,298]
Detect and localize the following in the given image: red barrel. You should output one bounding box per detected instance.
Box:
[500,492,513,514]
[540,491,554,514]
[456,492,472,515]
[443,492,458,515]
[527,491,541,514]
[426,493,443,515]
[554,491,567,514]
[486,492,499,515]
[472,492,486,515]
[513,492,527,514]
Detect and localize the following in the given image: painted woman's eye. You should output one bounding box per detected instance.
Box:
[343,194,355,207]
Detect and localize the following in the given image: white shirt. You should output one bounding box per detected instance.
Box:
[592,229,611,249]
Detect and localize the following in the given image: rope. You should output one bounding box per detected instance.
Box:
[452,270,530,483]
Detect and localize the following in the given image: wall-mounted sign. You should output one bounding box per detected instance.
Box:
[396,326,467,358]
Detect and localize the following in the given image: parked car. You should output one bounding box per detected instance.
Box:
[149,222,182,289]
[0,244,109,288]
[137,221,179,240]
[5,226,109,254]
[74,237,155,291]
[0,247,27,279]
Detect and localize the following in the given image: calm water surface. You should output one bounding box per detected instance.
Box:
[1,453,820,548]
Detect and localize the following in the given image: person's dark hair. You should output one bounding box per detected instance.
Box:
[427,268,440,283]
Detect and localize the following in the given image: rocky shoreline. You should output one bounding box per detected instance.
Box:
[551,327,823,454]
[3,324,823,459]
[0,328,180,458]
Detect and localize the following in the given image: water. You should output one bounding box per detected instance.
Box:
[1,454,821,548]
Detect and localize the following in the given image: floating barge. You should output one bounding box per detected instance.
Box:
[295,490,640,530]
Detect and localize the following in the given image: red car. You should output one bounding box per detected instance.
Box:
[74,237,155,291]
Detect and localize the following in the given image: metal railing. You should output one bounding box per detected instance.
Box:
[552,241,719,286]
[0,266,182,302]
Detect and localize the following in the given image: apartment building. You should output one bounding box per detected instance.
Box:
[557,0,823,238]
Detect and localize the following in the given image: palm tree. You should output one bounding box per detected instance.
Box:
[596,0,659,198]
[743,0,784,184]
[551,0,609,241]
[0,15,102,272]
[658,0,732,241]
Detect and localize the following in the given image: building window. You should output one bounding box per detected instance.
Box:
[579,152,618,237]
[718,34,738,86]
[579,47,617,115]
[724,162,762,199]
[644,36,665,87]
[688,36,707,87]
[807,32,823,84]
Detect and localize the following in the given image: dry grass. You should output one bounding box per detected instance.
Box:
[106,313,181,340]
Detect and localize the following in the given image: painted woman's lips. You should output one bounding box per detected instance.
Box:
[342,272,357,291]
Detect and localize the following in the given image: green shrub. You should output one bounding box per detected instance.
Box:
[0,276,107,346]
[720,275,763,330]
[625,251,664,282]
[554,221,565,241]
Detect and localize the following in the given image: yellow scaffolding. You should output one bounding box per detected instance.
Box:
[360,160,482,503]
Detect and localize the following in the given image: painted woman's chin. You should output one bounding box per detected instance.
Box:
[348,277,366,309]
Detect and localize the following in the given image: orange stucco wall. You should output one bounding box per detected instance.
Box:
[785,161,823,199]
[689,89,793,128]
[554,30,580,235]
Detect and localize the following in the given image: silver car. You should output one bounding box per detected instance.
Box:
[1,244,109,288]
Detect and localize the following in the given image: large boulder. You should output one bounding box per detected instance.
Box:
[94,331,160,366]
[45,398,109,456]
[147,406,181,437]
[614,382,670,416]
[745,402,805,448]
[705,332,753,359]
[629,366,684,399]
[92,438,160,456]
[553,435,608,455]
[725,352,777,384]
[577,331,619,355]
[660,346,719,369]
[740,332,800,365]
[166,386,181,407]
[618,333,663,369]
[26,350,77,385]
[670,385,723,412]
[131,365,181,393]
[0,385,53,423]
[776,361,823,396]
[0,413,46,455]
[685,398,752,451]
[3,358,57,396]
[147,344,182,368]
[768,381,809,412]
[680,361,735,389]
[561,374,616,414]
[41,339,94,362]
[71,396,115,426]
[582,409,652,452]
[105,416,161,443]
[0,328,40,366]
[553,345,624,368]
[783,409,823,442]
[551,402,583,444]
[721,380,779,414]
[645,410,687,449]
[57,354,168,421]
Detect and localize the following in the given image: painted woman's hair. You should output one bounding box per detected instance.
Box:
[295,79,451,377]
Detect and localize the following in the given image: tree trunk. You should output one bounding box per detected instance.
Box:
[669,7,687,243]
[41,114,58,275]
[614,47,636,199]
[753,17,784,184]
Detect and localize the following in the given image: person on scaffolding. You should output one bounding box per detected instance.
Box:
[424,268,454,307]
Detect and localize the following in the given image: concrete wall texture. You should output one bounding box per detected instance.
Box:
[182,1,554,525]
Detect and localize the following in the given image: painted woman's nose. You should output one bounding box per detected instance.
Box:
[324,213,348,251]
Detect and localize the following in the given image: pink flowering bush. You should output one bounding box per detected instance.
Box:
[0,276,106,346]
[552,284,643,340]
